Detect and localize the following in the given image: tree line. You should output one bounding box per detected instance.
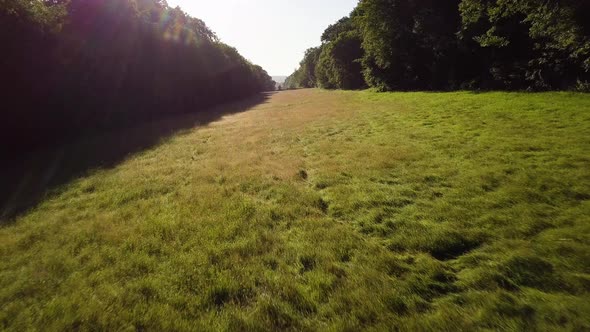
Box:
[1,0,275,156]
[285,0,590,92]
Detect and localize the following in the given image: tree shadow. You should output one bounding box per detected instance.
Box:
[0,93,273,223]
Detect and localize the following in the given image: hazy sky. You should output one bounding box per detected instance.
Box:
[166,0,358,76]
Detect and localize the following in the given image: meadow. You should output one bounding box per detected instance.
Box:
[1,89,589,330]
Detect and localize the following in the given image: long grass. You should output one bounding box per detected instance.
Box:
[1,89,589,330]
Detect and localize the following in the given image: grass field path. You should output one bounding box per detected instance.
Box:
[1,89,589,330]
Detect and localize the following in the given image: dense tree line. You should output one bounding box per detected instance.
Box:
[285,0,590,91]
[1,0,275,156]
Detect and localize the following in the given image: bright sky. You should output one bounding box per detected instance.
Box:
[166,0,359,76]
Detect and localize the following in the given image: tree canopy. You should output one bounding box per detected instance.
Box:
[286,0,590,91]
[1,0,275,156]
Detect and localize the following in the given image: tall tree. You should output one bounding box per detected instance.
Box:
[316,16,366,90]
[459,0,590,89]
[0,0,275,156]
[284,47,322,89]
[356,0,462,90]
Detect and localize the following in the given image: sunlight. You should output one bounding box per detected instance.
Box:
[3,0,588,329]
[166,0,358,75]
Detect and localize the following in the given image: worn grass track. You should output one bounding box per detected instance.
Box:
[1,89,589,330]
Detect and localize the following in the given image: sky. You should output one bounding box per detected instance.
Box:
[166,0,359,76]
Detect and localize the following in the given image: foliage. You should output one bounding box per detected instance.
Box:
[1,89,589,330]
[459,0,590,89]
[285,15,366,90]
[284,47,322,89]
[316,21,365,90]
[321,16,354,43]
[287,0,590,91]
[0,0,275,156]
[357,0,462,90]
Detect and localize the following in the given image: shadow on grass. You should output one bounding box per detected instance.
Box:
[0,92,273,223]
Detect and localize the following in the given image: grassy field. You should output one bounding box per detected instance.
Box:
[1,89,589,330]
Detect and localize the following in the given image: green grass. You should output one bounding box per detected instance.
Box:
[1,89,589,330]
